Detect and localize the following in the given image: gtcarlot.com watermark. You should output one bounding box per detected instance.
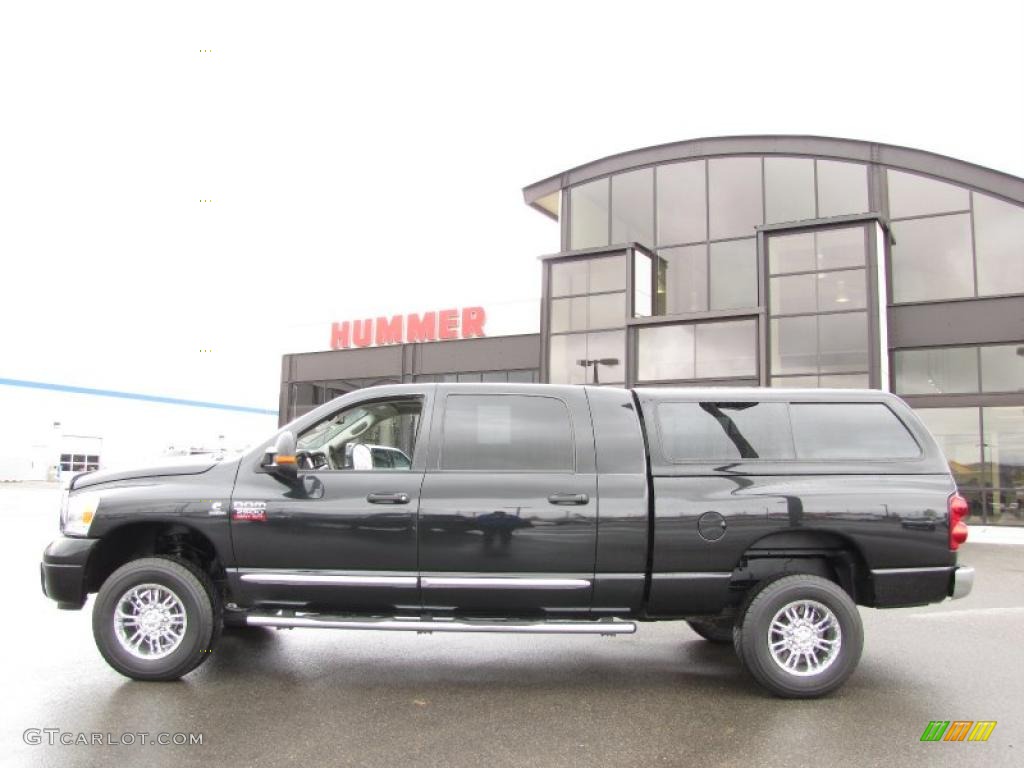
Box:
[24,729,203,746]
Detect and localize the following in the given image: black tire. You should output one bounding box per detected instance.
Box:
[687,617,734,644]
[733,574,863,699]
[92,557,221,681]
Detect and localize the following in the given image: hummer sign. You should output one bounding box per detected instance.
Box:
[330,307,487,350]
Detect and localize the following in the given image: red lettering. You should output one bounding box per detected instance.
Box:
[406,312,437,343]
[438,309,459,340]
[330,307,486,348]
[461,306,486,339]
[330,321,350,350]
[351,319,373,348]
[375,315,403,346]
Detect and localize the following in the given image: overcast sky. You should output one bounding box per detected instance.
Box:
[1,0,1022,411]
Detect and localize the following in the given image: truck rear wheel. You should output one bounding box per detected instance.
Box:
[687,617,734,644]
[92,557,221,681]
[733,574,863,698]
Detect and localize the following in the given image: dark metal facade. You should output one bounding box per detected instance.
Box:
[279,334,541,423]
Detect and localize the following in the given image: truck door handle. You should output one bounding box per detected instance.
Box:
[367,492,411,505]
[548,493,589,505]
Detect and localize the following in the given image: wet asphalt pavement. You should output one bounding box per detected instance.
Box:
[3,483,1021,768]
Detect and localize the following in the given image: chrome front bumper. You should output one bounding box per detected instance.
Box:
[950,566,974,600]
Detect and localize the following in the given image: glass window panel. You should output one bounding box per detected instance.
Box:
[791,403,920,459]
[983,406,1024,490]
[457,372,483,382]
[638,324,696,381]
[658,402,795,461]
[441,395,574,472]
[816,160,868,217]
[891,214,974,302]
[817,374,869,388]
[815,226,865,270]
[708,157,763,240]
[895,348,980,395]
[973,192,1024,296]
[817,312,868,373]
[588,292,626,329]
[588,254,626,293]
[585,331,626,383]
[660,245,708,313]
[771,316,819,375]
[550,297,585,333]
[770,274,815,315]
[548,333,586,385]
[480,371,508,383]
[710,238,757,310]
[771,375,820,388]
[817,269,867,311]
[765,157,816,224]
[507,369,537,383]
[611,168,654,247]
[656,161,706,245]
[770,274,817,315]
[695,320,757,378]
[986,489,1024,526]
[570,178,609,250]
[981,344,1024,393]
[887,169,970,219]
[550,260,587,297]
[915,407,982,490]
[771,374,869,389]
[769,232,816,275]
[633,251,653,317]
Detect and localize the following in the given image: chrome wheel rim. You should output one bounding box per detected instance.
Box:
[767,599,842,677]
[113,583,188,660]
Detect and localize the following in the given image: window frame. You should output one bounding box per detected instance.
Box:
[293,394,427,474]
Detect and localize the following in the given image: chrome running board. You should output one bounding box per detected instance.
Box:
[246,613,636,636]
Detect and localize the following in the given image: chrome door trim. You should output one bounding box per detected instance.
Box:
[233,569,417,587]
[654,572,733,580]
[420,575,591,590]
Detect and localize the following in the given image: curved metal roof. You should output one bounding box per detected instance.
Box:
[522,135,1024,216]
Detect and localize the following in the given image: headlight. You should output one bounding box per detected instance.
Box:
[61,492,100,537]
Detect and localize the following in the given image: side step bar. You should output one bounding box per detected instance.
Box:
[246,614,636,636]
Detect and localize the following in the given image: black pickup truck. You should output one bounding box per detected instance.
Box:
[41,384,973,698]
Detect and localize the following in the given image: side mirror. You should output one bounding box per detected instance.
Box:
[261,430,298,484]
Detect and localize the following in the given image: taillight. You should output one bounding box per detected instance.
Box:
[949,493,969,550]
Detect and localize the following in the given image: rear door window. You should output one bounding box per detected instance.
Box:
[790,403,920,459]
[441,394,575,471]
[658,402,795,461]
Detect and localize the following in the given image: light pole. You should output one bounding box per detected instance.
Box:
[576,358,620,385]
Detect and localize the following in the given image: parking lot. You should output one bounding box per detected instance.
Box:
[3,482,1021,767]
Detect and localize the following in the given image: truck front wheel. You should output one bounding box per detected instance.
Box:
[733,574,863,698]
[92,557,221,681]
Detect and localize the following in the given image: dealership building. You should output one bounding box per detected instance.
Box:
[281,136,1023,525]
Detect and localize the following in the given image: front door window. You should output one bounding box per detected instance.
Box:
[295,398,422,471]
